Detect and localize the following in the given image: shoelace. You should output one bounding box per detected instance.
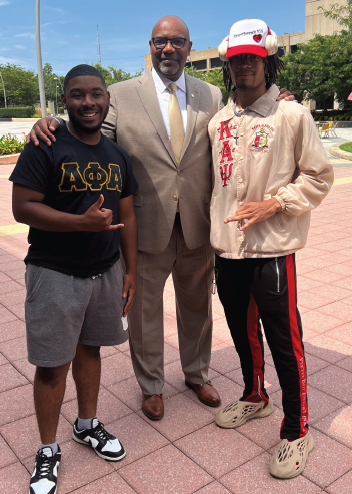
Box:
[94,422,115,444]
[36,451,56,479]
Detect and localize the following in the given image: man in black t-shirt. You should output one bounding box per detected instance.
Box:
[10,65,138,494]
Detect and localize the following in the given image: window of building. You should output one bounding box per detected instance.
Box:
[290,45,298,54]
[210,57,222,68]
[315,95,335,111]
[192,59,207,71]
[278,46,285,58]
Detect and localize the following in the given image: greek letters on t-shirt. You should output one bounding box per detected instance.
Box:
[59,162,122,193]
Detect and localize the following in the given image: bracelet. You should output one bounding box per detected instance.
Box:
[52,117,61,124]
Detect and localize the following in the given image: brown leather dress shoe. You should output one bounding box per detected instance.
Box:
[142,393,164,421]
[185,380,221,407]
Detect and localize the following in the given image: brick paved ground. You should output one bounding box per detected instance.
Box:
[1,160,352,493]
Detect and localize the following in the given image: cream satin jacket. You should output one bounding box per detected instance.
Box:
[208,85,334,259]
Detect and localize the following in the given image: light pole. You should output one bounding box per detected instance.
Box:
[0,68,7,108]
[36,0,46,117]
[54,76,63,93]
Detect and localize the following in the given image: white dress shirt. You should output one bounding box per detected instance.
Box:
[151,67,187,138]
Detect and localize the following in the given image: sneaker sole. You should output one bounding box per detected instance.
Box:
[185,381,221,408]
[216,397,273,428]
[72,434,126,462]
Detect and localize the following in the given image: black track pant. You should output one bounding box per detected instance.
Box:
[216,253,308,440]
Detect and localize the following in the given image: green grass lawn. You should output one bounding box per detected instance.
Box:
[340,142,352,153]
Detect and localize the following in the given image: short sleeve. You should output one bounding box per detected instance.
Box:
[118,147,138,199]
[9,141,53,195]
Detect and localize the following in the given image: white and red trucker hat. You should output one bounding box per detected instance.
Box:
[226,18,273,58]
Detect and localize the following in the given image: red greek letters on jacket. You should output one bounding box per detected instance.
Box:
[217,119,236,187]
[220,163,233,188]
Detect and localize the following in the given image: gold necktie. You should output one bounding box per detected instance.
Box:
[168,82,184,165]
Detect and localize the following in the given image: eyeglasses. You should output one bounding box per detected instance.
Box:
[152,37,189,49]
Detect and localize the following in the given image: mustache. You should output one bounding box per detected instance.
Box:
[158,54,179,60]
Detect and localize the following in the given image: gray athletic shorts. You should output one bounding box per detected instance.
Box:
[25,260,128,367]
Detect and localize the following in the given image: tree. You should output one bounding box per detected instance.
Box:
[91,63,143,87]
[43,63,64,107]
[0,64,38,107]
[277,32,352,110]
[184,67,231,104]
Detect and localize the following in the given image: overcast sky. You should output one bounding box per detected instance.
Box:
[0,0,306,75]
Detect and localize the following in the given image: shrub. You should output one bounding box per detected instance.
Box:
[0,135,25,155]
[0,107,35,118]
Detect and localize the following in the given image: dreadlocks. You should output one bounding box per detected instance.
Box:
[222,53,285,93]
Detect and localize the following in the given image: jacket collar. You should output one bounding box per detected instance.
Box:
[248,84,280,117]
[222,84,280,122]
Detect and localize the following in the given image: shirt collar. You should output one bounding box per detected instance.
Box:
[152,67,186,94]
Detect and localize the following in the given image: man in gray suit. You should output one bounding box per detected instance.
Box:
[28,15,291,420]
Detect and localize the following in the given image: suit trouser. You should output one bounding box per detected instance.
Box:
[128,215,214,395]
[215,253,309,441]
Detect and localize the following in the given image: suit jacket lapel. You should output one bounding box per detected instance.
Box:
[180,75,200,162]
[135,70,177,166]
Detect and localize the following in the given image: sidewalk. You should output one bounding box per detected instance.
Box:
[1,162,352,493]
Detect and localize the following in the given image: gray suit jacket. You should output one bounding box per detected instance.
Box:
[102,69,223,254]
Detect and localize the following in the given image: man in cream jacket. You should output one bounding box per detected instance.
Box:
[209,18,333,479]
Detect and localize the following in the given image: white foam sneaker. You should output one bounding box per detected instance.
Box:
[269,431,314,479]
[215,397,273,428]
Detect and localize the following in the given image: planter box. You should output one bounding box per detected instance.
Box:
[330,144,352,161]
[0,153,20,165]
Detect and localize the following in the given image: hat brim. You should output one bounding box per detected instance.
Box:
[226,45,267,58]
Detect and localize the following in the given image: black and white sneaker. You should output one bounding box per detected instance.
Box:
[29,445,61,494]
[72,417,126,462]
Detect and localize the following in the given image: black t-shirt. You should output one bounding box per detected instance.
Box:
[10,124,138,277]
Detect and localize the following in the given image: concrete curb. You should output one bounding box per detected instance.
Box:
[0,153,20,165]
[330,143,352,161]
[0,118,40,122]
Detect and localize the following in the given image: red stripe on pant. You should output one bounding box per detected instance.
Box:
[246,294,268,402]
[286,254,309,437]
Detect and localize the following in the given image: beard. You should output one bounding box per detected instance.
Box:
[158,59,180,76]
[67,106,109,134]
[235,82,254,90]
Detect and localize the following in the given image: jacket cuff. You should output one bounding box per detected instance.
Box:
[273,194,286,211]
